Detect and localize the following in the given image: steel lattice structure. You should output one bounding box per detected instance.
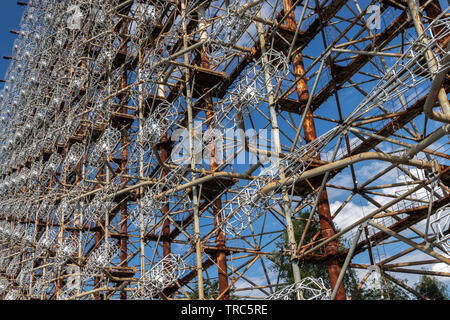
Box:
[0,0,449,300]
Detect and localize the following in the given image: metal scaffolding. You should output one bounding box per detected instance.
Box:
[0,0,449,300]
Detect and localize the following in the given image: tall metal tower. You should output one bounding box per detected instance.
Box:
[0,0,448,300]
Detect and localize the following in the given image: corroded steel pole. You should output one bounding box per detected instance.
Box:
[160,133,171,258]
[94,167,104,300]
[281,0,347,300]
[199,5,229,299]
[182,0,204,299]
[119,15,129,300]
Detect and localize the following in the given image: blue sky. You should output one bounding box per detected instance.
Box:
[0,1,25,83]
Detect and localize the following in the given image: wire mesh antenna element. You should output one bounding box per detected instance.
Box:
[30,265,56,299]
[141,101,183,147]
[61,142,85,181]
[216,48,289,129]
[81,242,120,281]
[131,253,188,300]
[55,234,79,266]
[87,127,121,167]
[430,204,450,257]
[206,0,263,61]
[266,277,331,300]
[35,229,57,258]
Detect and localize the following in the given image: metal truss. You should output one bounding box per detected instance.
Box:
[0,0,448,300]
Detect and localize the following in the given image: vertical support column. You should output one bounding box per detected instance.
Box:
[55,146,69,299]
[159,99,171,258]
[281,0,346,299]
[198,6,230,300]
[136,2,146,279]
[256,11,302,294]
[119,123,129,301]
[182,0,204,299]
[75,60,89,298]
[94,166,104,300]
[76,149,86,298]
[119,17,129,300]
